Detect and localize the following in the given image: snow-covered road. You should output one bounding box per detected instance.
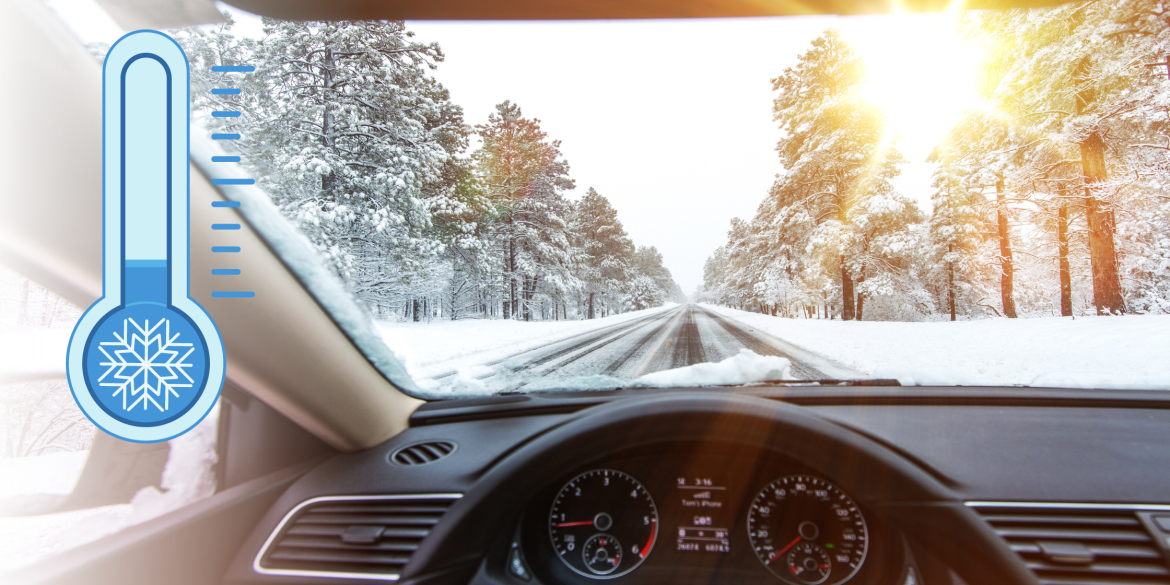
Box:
[406,304,862,395]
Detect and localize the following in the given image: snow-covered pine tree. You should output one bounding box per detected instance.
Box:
[570,188,634,319]
[474,102,576,320]
[927,143,988,320]
[969,2,1170,314]
[237,20,468,316]
[631,246,685,303]
[770,29,905,320]
[624,276,665,311]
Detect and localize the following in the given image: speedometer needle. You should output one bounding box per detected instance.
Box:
[555,521,594,527]
[768,536,802,563]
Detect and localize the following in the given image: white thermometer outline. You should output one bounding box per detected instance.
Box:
[67,30,225,443]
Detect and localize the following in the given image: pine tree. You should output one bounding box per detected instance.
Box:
[631,246,685,303]
[474,102,576,320]
[571,188,634,319]
[770,29,905,320]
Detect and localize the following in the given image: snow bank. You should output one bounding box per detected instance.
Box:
[0,406,219,571]
[634,349,793,388]
[0,451,89,499]
[0,329,72,381]
[701,305,1170,389]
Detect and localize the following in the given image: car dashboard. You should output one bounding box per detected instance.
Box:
[222,388,1170,585]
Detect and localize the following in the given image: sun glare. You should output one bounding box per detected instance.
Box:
[842,12,986,158]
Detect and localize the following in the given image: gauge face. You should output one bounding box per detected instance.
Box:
[549,469,658,579]
[746,475,868,585]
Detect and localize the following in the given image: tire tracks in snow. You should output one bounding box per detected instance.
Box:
[425,306,682,383]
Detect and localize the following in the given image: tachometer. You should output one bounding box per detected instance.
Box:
[746,475,868,585]
[549,469,658,579]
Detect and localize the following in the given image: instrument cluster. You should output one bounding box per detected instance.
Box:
[521,446,895,585]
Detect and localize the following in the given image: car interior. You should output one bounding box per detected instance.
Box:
[1,0,1168,585]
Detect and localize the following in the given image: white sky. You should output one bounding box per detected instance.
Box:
[49,0,968,293]
[401,17,960,293]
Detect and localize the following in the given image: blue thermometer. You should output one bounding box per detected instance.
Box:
[67,31,225,443]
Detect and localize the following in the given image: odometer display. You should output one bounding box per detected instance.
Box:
[746,476,868,585]
[549,469,659,579]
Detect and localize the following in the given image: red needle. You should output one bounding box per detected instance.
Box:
[639,520,657,559]
[554,521,594,527]
[769,536,802,563]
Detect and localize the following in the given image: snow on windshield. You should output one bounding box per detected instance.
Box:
[176,7,1170,396]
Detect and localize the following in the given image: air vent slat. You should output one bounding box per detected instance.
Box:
[308,504,452,515]
[256,495,460,580]
[391,441,457,466]
[1037,578,1170,585]
[1026,561,1170,576]
[277,535,423,553]
[996,528,1152,542]
[971,504,1170,585]
[297,513,441,526]
[270,550,413,566]
[984,515,1144,528]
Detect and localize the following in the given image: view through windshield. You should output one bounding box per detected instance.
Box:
[167,5,1168,396]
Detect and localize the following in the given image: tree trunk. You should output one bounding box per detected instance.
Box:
[588,292,595,319]
[1057,204,1073,317]
[840,259,855,321]
[1075,56,1125,315]
[507,237,517,320]
[412,298,421,322]
[995,179,1017,318]
[855,274,866,321]
[320,49,337,195]
[948,245,956,322]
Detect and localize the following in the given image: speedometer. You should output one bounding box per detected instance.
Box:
[746,475,868,585]
[549,469,658,579]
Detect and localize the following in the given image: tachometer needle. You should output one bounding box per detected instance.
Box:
[768,536,802,563]
[554,521,594,527]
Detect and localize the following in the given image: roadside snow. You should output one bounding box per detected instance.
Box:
[0,452,89,499]
[0,329,71,381]
[376,304,677,385]
[701,305,1170,389]
[634,349,793,387]
[0,406,219,572]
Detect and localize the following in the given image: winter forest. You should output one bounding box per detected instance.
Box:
[175,17,686,322]
[698,2,1170,321]
[171,1,1170,325]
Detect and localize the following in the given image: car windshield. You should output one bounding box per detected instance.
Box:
[59,2,1170,397]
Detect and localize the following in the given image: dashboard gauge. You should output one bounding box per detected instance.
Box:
[746,475,868,585]
[549,469,658,579]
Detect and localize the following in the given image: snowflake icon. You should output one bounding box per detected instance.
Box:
[96,317,196,412]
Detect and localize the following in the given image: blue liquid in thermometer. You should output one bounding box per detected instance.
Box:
[67,31,225,443]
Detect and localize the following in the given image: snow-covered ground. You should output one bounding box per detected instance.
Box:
[701,304,1170,389]
[0,451,89,499]
[377,304,678,386]
[0,408,220,572]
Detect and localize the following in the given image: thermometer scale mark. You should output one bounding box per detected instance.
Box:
[208,63,254,300]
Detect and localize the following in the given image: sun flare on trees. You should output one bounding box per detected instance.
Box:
[843,12,986,154]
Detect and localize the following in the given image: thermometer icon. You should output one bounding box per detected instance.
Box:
[67,31,225,443]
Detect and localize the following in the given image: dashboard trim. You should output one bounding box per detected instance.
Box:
[252,493,464,581]
[965,501,1170,511]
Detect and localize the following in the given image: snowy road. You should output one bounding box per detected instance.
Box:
[422,304,863,393]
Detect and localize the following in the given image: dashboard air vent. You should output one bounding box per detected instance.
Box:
[391,441,457,466]
[970,503,1170,585]
[255,494,461,580]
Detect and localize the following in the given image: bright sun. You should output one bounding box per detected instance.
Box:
[841,11,986,158]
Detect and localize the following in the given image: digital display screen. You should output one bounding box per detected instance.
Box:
[674,477,731,554]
